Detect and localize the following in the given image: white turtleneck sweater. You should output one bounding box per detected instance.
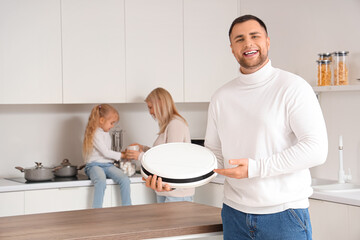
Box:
[205,60,328,214]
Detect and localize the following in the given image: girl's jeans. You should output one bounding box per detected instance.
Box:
[156,195,194,203]
[85,162,131,208]
[221,203,312,240]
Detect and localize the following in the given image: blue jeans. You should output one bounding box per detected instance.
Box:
[85,162,131,208]
[156,195,194,203]
[221,204,312,240]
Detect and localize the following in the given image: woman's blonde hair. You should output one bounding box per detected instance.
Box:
[145,88,187,134]
[82,104,119,161]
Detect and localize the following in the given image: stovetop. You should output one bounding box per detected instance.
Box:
[6,174,89,184]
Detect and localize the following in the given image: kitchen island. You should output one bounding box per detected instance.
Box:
[0,201,222,240]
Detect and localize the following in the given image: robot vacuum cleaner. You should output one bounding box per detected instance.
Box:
[141,142,217,188]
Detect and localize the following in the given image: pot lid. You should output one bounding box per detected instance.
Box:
[61,159,75,167]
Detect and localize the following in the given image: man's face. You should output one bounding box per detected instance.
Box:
[230,20,270,74]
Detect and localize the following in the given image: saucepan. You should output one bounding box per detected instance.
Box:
[54,159,85,178]
[15,162,60,182]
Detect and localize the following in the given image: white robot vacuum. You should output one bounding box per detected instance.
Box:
[141,142,217,188]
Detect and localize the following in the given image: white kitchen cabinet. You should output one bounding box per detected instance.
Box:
[0,191,25,217]
[348,205,360,240]
[184,0,239,102]
[24,187,111,214]
[194,182,224,208]
[0,0,62,104]
[62,0,126,103]
[125,0,183,102]
[111,182,156,206]
[309,199,359,240]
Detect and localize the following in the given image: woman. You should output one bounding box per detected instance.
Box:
[125,87,193,203]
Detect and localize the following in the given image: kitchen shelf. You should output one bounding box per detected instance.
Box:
[312,85,360,93]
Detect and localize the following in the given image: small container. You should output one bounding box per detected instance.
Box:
[317,60,332,86]
[318,53,332,61]
[333,51,349,85]
[111,129,124,152]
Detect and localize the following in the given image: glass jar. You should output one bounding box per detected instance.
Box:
[317,60,332,86]
[318,53,332,61]
[333,51,349,85]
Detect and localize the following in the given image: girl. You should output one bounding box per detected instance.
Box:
[125,88,193,203]
[83,104,131,208]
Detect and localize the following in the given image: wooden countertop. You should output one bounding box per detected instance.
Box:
[0,202,222,240]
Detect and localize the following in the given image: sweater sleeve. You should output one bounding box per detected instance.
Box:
[93,131,121,161]
[205,100,224,169]
[249,81,328,178]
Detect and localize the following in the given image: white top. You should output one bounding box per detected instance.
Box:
[139,117,194,197]
[205,60,328,214]
[86,128,121,163]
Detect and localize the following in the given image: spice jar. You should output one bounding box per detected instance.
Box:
[333,51,349,85]
[318,53,332,61]
[317,60,332,86]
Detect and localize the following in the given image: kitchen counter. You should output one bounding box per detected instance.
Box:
[0,201,222,240]
[0,174,144,192]
[1,174,359,207]
[311,190,360,207]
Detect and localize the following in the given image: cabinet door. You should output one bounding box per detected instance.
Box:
[125,0,183,102]
[348,205,360,240]
[24,187,111,214]
[194,183,224,208]
[62,0,126,103]
[0,0,62,104]
[0,192,24,217]
[112,182,157,206]
[184,0,239,102]
[309,199,350,240]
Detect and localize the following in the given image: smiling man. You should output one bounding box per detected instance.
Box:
[205,15,328,239]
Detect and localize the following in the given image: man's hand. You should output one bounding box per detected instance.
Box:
[214,158,249,179]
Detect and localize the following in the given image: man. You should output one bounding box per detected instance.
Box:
[205,15,328,239]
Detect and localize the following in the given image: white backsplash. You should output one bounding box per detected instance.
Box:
[0,103,209,178]
[0,96,359,184]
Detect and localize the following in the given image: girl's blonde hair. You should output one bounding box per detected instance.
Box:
[145,88,187,134]
[82,104,119,161]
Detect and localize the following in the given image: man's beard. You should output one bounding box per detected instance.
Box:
[238,52,268,71]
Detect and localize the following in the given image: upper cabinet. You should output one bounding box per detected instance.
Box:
[184,0,239,102]
[62,0,126,103]
[0,0,62,104]
[0,0,239,104]
[125,0,183,102]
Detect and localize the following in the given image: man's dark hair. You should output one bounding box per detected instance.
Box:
[228,15,268,37]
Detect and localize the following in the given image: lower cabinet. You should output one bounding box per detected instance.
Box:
[309,199,360,240]
[194,182,224,208]
[24,187,112,215]
[0,182,157,217]
[112,182,157,206]
[0,191,24,217]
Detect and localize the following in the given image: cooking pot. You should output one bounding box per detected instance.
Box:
[15,162,58,182]
[54,159,85,177]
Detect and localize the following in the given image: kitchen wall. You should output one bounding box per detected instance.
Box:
[1,0,360,183]
[0,103,209,178]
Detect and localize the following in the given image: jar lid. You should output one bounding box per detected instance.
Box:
[333,51,349,56]
[318,53,332,57]
[316,60,331,64]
